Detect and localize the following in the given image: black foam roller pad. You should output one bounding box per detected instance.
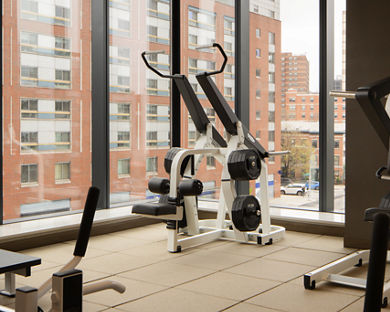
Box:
[178,179,203,196]
[148,177,170,194]
[73,186,100,257]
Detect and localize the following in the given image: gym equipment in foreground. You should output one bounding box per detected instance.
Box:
[303,77,390,311]
[0,187,125,311]
[132,43,286,253]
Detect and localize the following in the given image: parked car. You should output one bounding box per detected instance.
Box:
[281,177,293,186]
[280,183,306,196]
[305,181,320,190]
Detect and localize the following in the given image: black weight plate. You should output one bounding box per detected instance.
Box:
[228,150,261,180]
[164,148,192,175]
[232,195,261,231]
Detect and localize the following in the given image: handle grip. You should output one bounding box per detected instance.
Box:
[141,51,175,79]
[73,186,100,257]
[195,43,228,76]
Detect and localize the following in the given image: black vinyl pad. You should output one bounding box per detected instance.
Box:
[132,203,176,216]
[364,207,390,222]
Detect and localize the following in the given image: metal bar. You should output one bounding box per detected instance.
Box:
[327,274,367,289]
[91,0,109,209]
[4,272,16,296]
[319,0,335,212]
[0,0,3,225]
[235,0,250,195]
[330,90,357,99]
[170,0,180,147]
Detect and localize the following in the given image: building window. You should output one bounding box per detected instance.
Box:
[268,131,275,141]
[256,28,261,38]
[268,111,275,122]
[289,97,295,103]
[256,130,260,139]
[55,37,71,50]
[256,111,260,120]
[268,53,275,64]
[118,47,130,58]
[310,105,314,110]
[55,132,71,150]
[207,156,215,168]
[268,72,275,83]
[117,131,130,148]
[21,65,38,79]
[290,105,296,110]
[256,48,261,58]
[268,32,275,44]
[335,140,340,148]
[146,157,158,173]
[55,5,70,19]
[55,162,70,182]
[256,69,260,78]
[310,97,314,102]
[269,92,275,103]
[21,0,38,13]
[21,132,38,151]
[146,131,158,146]
[189,34,198,46]
[253,4,259,13]
[335,155,340,167]
[118,75,130,86]
[21,164,38,184]
[21,98,38,118]
[21,32,37,45]
[118,159,130,176]
[312,140,318,148]
[302,105,306,110]
[256,89,261,98]
[55,100,71,119]
[55,70,71,82]
[301,113,306,118]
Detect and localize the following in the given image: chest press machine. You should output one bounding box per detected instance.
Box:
[132,43,285,253]
[303,77,390,311]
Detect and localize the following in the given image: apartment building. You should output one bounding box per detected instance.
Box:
[282,89,346,181]
[2,0,282,220]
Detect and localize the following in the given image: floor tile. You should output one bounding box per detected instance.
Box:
[77,253,156,275]
[289,277,365,296]
[118,261,215,287]
[114,288,237,312]
[211,241,287,258]
[178,271,280,301]
[84,276,166,307]
[339,297,390,311]
[119,240,195,261]
[262,247,346,266]
[222,302,282,312]
[247,281,360,312]
[170,249,252,270]
[108,223,167,242]
[83,235,148,252]
[226,258,315,282]
[277,231,320,247]
[295,235,356,254]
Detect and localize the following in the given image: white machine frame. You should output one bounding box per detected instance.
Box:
[133,121,285,253]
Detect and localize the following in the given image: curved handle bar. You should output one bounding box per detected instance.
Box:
[195,43,228,76]
[141,50,176,79]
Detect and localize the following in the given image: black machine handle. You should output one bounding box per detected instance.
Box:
[195,43,228,76]
[73,186,100,257]
[141,50,176,79]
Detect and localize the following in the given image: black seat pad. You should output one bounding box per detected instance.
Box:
[364,207,390,222]
[132,203,176,216]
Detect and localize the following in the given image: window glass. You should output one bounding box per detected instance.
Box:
[109,0,170,205]
[3,0,91,221]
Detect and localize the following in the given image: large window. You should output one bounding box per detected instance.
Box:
[2,0,91,221]
[109,0,170,205]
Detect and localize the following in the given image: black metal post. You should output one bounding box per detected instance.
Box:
[170,0,181,147]
[364,213,389,311]
[235,0,250,195]
[319,0,335,212]
[91,0,109,209]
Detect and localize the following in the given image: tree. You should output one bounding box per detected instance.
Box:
[281,131,313,180]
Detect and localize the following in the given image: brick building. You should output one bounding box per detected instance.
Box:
[2,0,282,220]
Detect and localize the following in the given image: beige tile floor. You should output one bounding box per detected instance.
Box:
[0,223,389,311]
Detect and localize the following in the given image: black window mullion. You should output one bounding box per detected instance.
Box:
[91,0,109,209]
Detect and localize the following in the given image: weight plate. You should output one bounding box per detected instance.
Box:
[232,195,261,231]
[164,148,192,175]
[228,149,261,180]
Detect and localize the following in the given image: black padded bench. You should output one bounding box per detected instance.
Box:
[132,203,176,216]
[0,250,41,297]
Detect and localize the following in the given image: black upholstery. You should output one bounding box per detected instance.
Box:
[132,203,176,216]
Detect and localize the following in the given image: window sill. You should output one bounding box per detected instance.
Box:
[0,200,344,250]
[21,182,39,188]
[55,179,71,185]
